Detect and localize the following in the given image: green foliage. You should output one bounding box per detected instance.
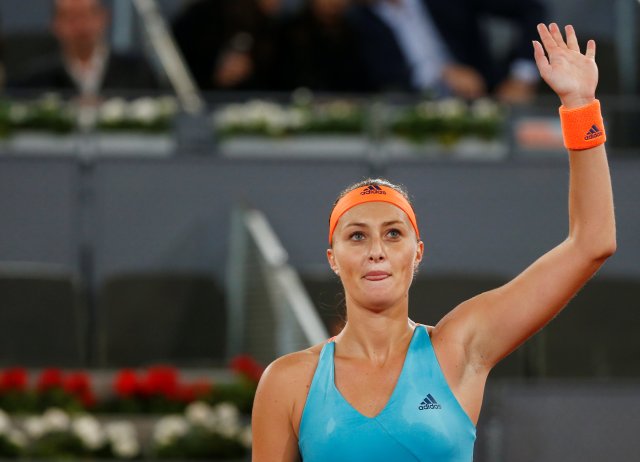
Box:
[153,426,245,460]
[0,435,22,458]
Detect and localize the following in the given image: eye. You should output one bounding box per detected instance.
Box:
[386,228,402,239]
[349,231,365,241]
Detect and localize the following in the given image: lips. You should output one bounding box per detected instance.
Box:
[363,271,390,281]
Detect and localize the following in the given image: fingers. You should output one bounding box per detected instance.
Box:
[564,25,580,52]
[536,23,558,52]
[586,39,597,59]
[532,40,551,77]
[549,23,568,49]
[538,23,595,59]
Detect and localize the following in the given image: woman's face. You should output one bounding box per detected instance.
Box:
[327,202,423,311]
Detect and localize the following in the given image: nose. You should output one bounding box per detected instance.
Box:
[368,237,385,262]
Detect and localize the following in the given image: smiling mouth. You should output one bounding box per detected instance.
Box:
[364,272,390,281]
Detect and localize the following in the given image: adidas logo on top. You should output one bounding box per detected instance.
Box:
[584,124,603,141]
[418,393,442,410]
[360,184,386,196]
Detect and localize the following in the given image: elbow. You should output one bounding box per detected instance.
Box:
[588,237,617,263]
[598,239,617,260]
[570,234,617,263]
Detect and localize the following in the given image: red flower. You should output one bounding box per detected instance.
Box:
[0,368,29,392]
[114,369,139,398]
[78,390,97,408]
[63,372,95,408]
[63,372,91,395]
[141,366,180,400]
[37,368,64,392]
[230,355,264,383]
[179,379,212,403]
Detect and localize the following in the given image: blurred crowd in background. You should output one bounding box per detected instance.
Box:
[1,0,627,103]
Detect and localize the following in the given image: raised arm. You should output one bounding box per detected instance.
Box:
[435,23,616,371]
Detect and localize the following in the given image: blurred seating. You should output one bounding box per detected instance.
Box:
[0,263,85,367]
[97,272,226,367]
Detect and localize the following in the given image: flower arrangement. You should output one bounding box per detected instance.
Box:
[4,94,75,135]
[0,408,140,459]
[103,366,212,414]
[151,401,251,459]
[390,98,504,145]
[0,95,178,138]
[213,98,365,139]
[0,356,264,416]
[97,97,178,133]
[0,368,95,414]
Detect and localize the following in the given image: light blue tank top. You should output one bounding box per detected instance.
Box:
[298,325,476,461]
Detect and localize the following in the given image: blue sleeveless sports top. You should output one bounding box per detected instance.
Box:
[298,325,476,461]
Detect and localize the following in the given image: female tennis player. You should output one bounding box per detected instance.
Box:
[252,23,616,461]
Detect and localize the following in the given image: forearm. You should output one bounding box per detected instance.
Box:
[567,143,616,257]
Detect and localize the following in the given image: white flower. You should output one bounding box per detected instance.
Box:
[8,429,27,448]
[72,415,106,450]
[213,402,240,437]
[471,98,500,119]
[238,425,252,449]
[130,97,160,123]
[0,409,11,435]
[104,421,139,458]
[153,415,189,446]
[22,416,45,439]
[185,401,214,427]
[42,408,70,433]
[105,421,137,444]
[9,104,29,123]
[437,98,467,118]
[99,98,128,123]
[157,96,178,116]
[112,436,140,459]
[40,93,63,111]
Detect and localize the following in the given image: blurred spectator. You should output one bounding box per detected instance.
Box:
[276,0,370,93]
[348,0,546,102]
[171,0,282,91]
[9,0,159,96]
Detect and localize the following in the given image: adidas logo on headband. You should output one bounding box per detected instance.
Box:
[360,184,387,195]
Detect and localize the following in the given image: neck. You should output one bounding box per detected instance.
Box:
[337,297,414,364]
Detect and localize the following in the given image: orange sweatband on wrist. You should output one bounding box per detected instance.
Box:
[328,184,420,244]
[559,99,606,151]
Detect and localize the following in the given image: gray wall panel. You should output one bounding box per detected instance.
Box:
[91,158,371,283]
[493,383,640,461]
[387,160,640,278]
[0,158,79,271]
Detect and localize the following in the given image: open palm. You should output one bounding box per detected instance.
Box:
[533,23,598,108]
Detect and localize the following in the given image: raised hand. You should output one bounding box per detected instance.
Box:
[533,23,598,109]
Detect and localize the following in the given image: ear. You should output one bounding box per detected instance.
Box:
[414,240,424,268]
[327,248,339,274]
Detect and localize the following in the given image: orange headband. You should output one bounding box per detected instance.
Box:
[329,184,420,244]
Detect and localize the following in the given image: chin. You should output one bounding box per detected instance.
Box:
[356,290,405,312]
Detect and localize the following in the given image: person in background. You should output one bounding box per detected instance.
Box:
[347,0,546,102]
[9,0,159,96]
[171,0,282,91]
[276,0,370,93]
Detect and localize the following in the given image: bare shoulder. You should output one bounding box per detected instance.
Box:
[260,343,323,388]
[254,343,325,422]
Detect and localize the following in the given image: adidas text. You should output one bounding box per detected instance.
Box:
[418,394,442,410]
[419,403,442,410]
[584,125,603,141]
[360,190,387,195]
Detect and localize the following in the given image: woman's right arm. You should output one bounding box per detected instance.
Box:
[252,353,316,462]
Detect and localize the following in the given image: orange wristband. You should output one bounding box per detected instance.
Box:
[559,99,606,151]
